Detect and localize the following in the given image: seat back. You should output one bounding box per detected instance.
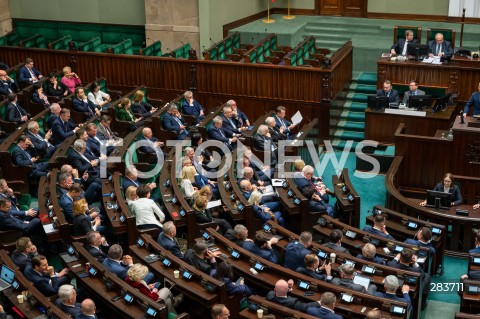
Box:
[256,45,265,63]
[393,26,422,44]
[427,28,456,49]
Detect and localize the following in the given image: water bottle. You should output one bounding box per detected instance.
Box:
[447,128,453,140]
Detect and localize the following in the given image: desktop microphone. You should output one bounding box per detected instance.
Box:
[460,111,465,124]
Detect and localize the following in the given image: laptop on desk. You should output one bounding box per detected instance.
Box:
[0,265,15,292]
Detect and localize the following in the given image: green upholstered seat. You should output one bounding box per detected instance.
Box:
[256,45,265,63]
[248,50,257,63]
[225,37,233,54]
[49,35,72,50]
[393,26,422,44]
[232,33,241,50]
[217,42,227,60]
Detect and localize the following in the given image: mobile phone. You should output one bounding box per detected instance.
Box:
[154,282,161,289]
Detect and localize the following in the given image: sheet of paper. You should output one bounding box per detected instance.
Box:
[206,200,222,209]
[43,223,56,234]
[291,111,303,126]
[271,179,285,187]
[262,185,275,197]
[353,275,371,290]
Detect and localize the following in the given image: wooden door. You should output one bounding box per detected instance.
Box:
[317,0,367,17]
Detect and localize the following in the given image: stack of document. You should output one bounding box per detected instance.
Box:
[422,57,434,63]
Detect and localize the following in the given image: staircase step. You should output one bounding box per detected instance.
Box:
[346,102,367,112]
[343,111,365,122]
[341,121,365,131]
[351,93,368,103]
[352,84,377,94]
[357,72,377,85]
[334,130,364,141]
[331,139,359,151]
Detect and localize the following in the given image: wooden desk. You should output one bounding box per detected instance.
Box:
[333,168,360,228]
[365,105,456,144]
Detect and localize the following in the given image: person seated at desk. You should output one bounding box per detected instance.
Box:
[402,80,425,105]
[266,279,321,313]
[26,121,55,159]
[248,190,285,227]
[7,93,29,126]
[72,87,100,119]
[88,82,111,110]
[157,221,184,259]
[18,58,43,86]
[405,227,436,256]
[460,231,480,280]
[212,260,254,298]
[374,275,412,315]
[72,198,105,236]
[182,90,204,123]
[24,255,70,297]
[162,103,189,140]
[122,165,157,193]
[376,80,399,104]
[322,229,351,255]
[0,69,18,96]
[103,244,154,283]
[242,232,279,264]
[193,195,231,234]
[75,299,101,319]
[46,72,69,97]
[211,304,230,319]
[363,213,396,240]
[391,29,418,56]
[184,240,221,276]
[355,243,385,265]
[131,90,157,117]
[463,82,480,118]
[0,199,43,238]
[419,172,462,206]
[116,98,145,131]
[227,99,250,128]
[428,33,453,58]
[85,231,109,263]
[56,284,82,317]
[224,224,252,247]
[11,237,38,272]
[331,264,377,295]
[296,253,332,282]
[284,231,312,271]
[31,84,50,108]
[12,135,50,178]
[61,66,81,94]
[307,292,343,319]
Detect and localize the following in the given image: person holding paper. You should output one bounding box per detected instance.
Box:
[274,106,296,139]
[428,33,453,58]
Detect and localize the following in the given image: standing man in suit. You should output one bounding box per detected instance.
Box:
[18,58,43,87]
[26,121,55,158]
[402,80,426,105]
[162,104,189,140]
[72,88,100,119]
[103,244,154,283]
[75,299,98,319]
[55,284,82,317]
[391,29,418,56]
[11,237,38,272]
[23,255,70,297]
[85,231,109,263]
[6,93,28,126]
[0,69,18,96]
[50,108,82,146]
[284,231,312,271]
[463,82,480,117]
[428,33,453,58]
[376,80,400,104]
[182,91,205,123]
[307,292,343,319]
[323,229,352,255]
[12,135,49,178]
[274,106,296,139]
[208,116,237,151]
[157,221,184,259]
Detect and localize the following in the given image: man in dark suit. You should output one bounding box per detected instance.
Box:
[221,106,245,137]
[103,244,154,283]
[402,80,426,105]
[306,292,343,319]
[75,299,98,319]
[253,125,277,165]
[208,116,237,151]
[376,80,400,104]
[85,123,117,157]
[266,279,321,313]
[404,227,436,255]
[274,106,295,139]
[355,243,385,265]
[391,29,418,56]
[0,199,43,237]
[362,213,396,240]
[55,284,82,317]
[50,108,82,146]
[331,264,377,295]
[224,224,250,247]
[85,231,109,263]
[96,115,119,141]
[157,221,184,259]
[0,69,18,96]
[23,255,70,297]
[18,58,43,87]
[59,184,82,223]
[284,231,312,271]
[122,166,157,192]
[266,117,286,142]
[138,127,164,157]
[46,103,62,130]
[68,139,101,180]
[11,237,38,272]
[12,135,49,178]
[6,93,28,126]
[295,166,334,216]
[323,229,351,255]
[184,241,221,276]
[59,167,101,204]
[242,233,279,264]
[386,248,430,310]
[162,104,189,140]
[182,91,205,123]
[296,254,332,281]
[374,275,412,315]
[26,121,55,158]
[463,82,480,117]
[72,87,99,119]
[428,33,453,58]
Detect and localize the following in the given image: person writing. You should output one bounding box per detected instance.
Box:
[428,33,453,58]
[391,29,417,56]
[463,82,480,117]
[376,80,399,104]
[419,173,462,206]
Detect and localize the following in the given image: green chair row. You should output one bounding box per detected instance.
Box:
[170,42,191,58]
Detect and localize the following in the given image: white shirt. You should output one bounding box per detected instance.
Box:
[180,179,195,198]
[129,198,165,228]
[88,91,108,105]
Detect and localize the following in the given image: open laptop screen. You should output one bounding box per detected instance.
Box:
[1,265,15,284]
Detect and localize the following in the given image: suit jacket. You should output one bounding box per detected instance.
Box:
[46,114,59,130]
[242,241,278,264]
[162,112,185,134]
[221,115,241,137]
[184,249,216,275]
[376,89,400,104]
[68,149,98,176]
[51,117,77,146]
[46,81,68,97]
[284,241,311,271]
[55,299,82,317]
[26,131,54,158]
[73,214,93,236]
[75,314,98,319]
[0,211,32,233]
[7,102,28,125]
[269,126,286,142]
[59,193,75,223]
[86,135,102,158]
[362,225,396,240]
[274,115,292,133]
[428,39,453,57]
[403,89,426,104]
[131,101,153,117]
[124,277,158,302]
[0,78,18,96]
[117,107,136,122]
[404,238,435,255]
[32,92,49,107]
[391,38,418,55]
[296,267,329,281]
[157,233,184,259]
[464,91,480,116]
[18,66,42,84]
[432,182,463,206]
[11,250,32,272]
[266,291,320,313]
[96,123,116,140]
[138,135,160,154]
[24,264,59,296]
[307,306,343,319]
[122,177,140,190]
[294,175,314,191]
[355,254,385,265]
[374,292,412,315]
[72,97,96,118]
[12,145,35,167]
[208,125,230,144]
[103,258,130,280]
[182,100,204,118]
[86,245,108,263]
[323,242,351,255]
[253,134,275,152]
